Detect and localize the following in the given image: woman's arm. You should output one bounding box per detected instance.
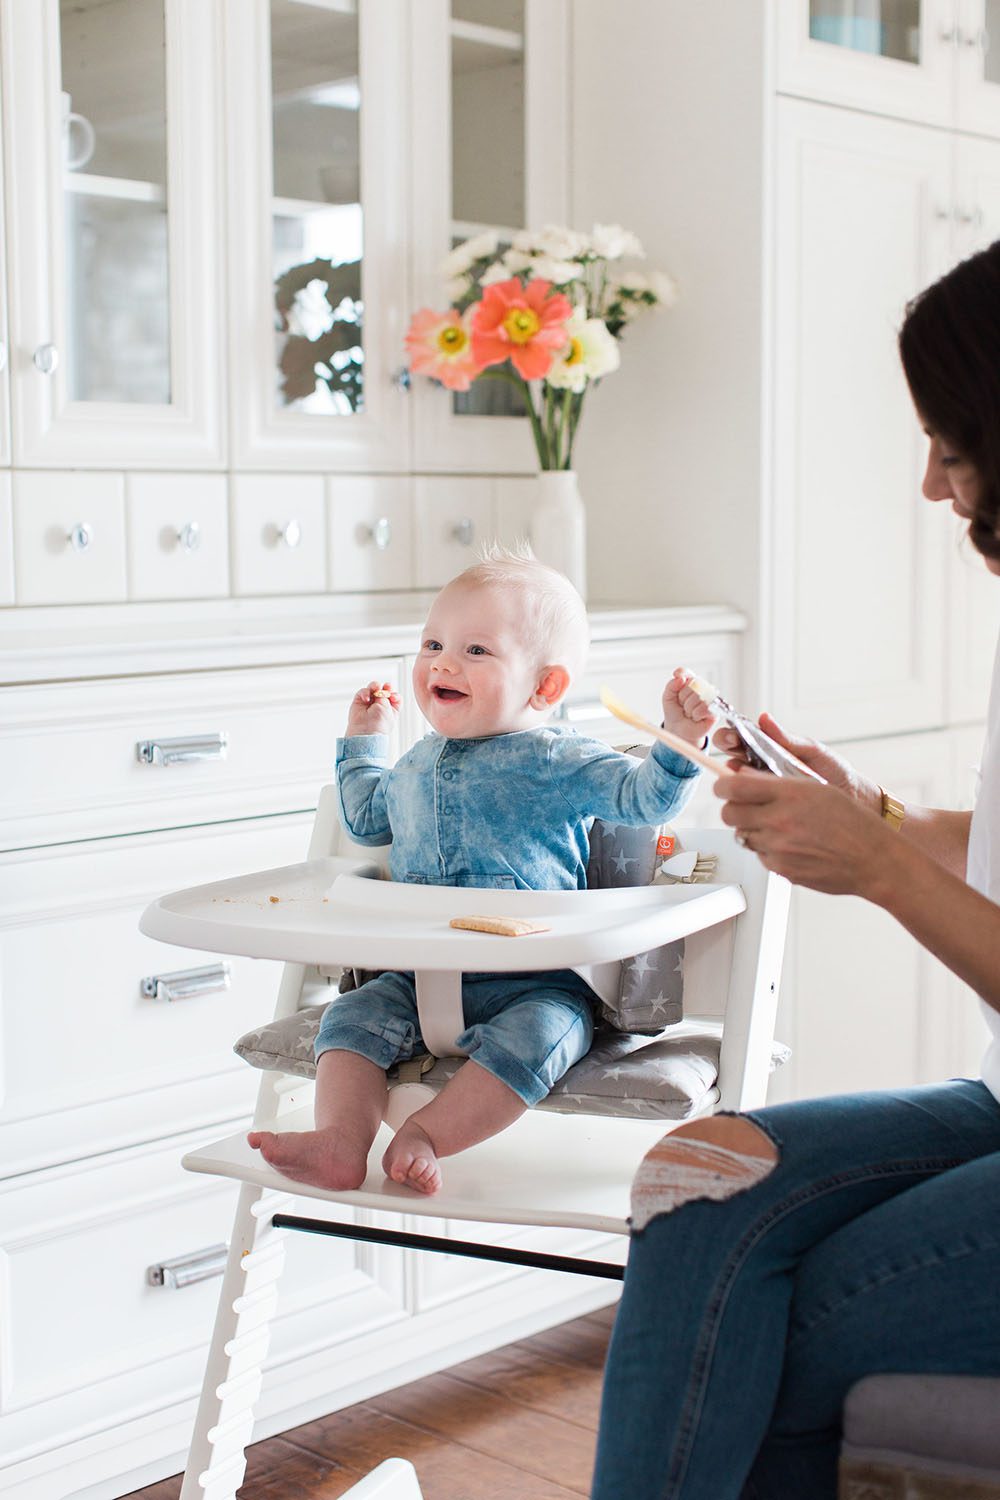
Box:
[716,769,1000,1013]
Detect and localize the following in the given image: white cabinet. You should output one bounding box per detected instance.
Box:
[0,604,738,1499]
[0,0,570,604]
[0,0,226,469]
[777,0,1000,136]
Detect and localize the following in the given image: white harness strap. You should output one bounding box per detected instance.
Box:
[631,1132,775,1231]
[414,969,468,1058]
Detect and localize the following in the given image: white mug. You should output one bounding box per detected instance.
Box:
[61,90,95,171]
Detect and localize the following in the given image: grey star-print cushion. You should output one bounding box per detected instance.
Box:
[585,816,684,1033]
[233,1004,790,1121]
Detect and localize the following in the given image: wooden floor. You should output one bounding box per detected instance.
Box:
[126,1305,615,1499]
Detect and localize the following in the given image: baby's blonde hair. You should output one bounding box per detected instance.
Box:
[450,539,590,678]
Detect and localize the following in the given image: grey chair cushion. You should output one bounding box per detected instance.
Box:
[234,1007,790,1122]
[842,1374,1000,1478]
[586,816,684,1032]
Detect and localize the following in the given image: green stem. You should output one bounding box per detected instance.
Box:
[559,387,574,469]
[565,387,586,469]
[477,365,548,467]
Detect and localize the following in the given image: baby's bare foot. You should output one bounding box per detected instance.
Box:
[247,1126,370,1191]
[381,1120,442,1195]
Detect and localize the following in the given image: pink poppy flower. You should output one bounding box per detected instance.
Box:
[404,306,479,391]
[471,278,573,381]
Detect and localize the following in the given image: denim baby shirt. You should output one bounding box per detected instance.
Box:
[335,726,700,890]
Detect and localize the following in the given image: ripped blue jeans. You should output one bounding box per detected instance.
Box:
[591,1080,1000,1500]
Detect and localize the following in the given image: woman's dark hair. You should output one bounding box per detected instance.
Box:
[899,239,1000,563]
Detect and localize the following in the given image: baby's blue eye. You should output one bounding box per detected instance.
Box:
[424,639,442,652]
[467,644,488,656]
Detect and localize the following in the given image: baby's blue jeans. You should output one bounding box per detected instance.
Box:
[591,1079,1000,1500]
[314,968,595,1105]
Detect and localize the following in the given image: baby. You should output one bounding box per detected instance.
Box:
[249,548,716,1195]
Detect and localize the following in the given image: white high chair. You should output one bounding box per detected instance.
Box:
[139,785,790,1500]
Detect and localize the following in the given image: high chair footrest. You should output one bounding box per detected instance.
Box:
[271,1213,625,1279]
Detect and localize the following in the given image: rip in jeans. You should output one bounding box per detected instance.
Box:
[630,1113,780,1232]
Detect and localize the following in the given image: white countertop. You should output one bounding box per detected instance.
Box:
[0,595,747,685]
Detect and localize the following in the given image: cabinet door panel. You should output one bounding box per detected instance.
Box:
[225,0,410,471]
[1,0,225,467]
[776,0,954,128]
[771,99,952,739]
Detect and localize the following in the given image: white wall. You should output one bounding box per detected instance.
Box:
[570,0,768,631]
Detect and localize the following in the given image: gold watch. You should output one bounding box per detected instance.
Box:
[879,786,905,832]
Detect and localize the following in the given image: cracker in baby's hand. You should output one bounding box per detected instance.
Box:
[450,914,551,937]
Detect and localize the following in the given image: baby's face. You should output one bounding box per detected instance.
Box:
[413,581,549,738]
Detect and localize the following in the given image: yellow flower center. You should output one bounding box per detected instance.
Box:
[437,323,468,356]
[503,307,541,344]
[563,336,584,367]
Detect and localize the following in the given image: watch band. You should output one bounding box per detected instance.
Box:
[879,786,905,832]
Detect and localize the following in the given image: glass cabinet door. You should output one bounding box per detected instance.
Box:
[955,0,1000,134]
[1,0,225,467]
[227,0,409,471]
[411,0,569,472]
[777,0,956,127]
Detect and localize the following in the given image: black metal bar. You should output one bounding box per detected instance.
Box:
[272,1213,625,1280]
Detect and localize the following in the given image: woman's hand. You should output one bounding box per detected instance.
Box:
[345,681,400,737]
[662,668,718,746]
[713,712,881,814]
[715,766,898,898]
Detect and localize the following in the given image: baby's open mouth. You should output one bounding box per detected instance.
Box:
[432,686,467,701]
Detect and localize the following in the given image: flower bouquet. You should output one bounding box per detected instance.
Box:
[404,223,676,472]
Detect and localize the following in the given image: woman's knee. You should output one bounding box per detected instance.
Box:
[631,1114,780,1231]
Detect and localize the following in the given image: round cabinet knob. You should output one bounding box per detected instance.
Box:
[67,521,93,553]
[33,343,59,375]
[176,521,201,553]
[391,366,412,392]
[366,516,392,551]
[452,517,475,547]
[276,520,302,549]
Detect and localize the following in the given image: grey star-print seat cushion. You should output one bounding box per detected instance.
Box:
[233,1000,791,1121]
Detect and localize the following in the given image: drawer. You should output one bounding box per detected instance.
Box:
[0,1128,405,1454]
[230,473,327,596]
[126,472,230,601]
[0,815,318,1174]
[414,475,494,588]
[327,474,414,592]
[13,471,127,605]
[1,656,402,849]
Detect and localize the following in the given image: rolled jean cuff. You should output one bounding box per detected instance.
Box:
[314,1022,402,1072]
[460,1035,554,1107]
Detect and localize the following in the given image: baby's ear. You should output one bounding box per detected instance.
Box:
[532,664,570,710]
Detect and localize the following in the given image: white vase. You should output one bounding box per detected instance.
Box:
[530,469,587,599]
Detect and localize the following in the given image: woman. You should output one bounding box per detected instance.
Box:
[591,239,1000,1500]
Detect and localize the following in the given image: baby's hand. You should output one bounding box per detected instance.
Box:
[346,681,400,737]
[662,668,718,747]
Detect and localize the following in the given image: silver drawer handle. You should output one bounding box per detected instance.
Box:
[33,342,59,374]
[147,1243,228,1289]
[67,521,92,553]
[452,516,475,547]
[366,516,392,550]
[275,519,302,549]
[141,962,231,1002]
[176,521,201,553]
[136,732,229,766]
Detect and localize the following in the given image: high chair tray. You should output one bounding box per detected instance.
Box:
[183,1104,672,1235]
[140,856,746,971]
